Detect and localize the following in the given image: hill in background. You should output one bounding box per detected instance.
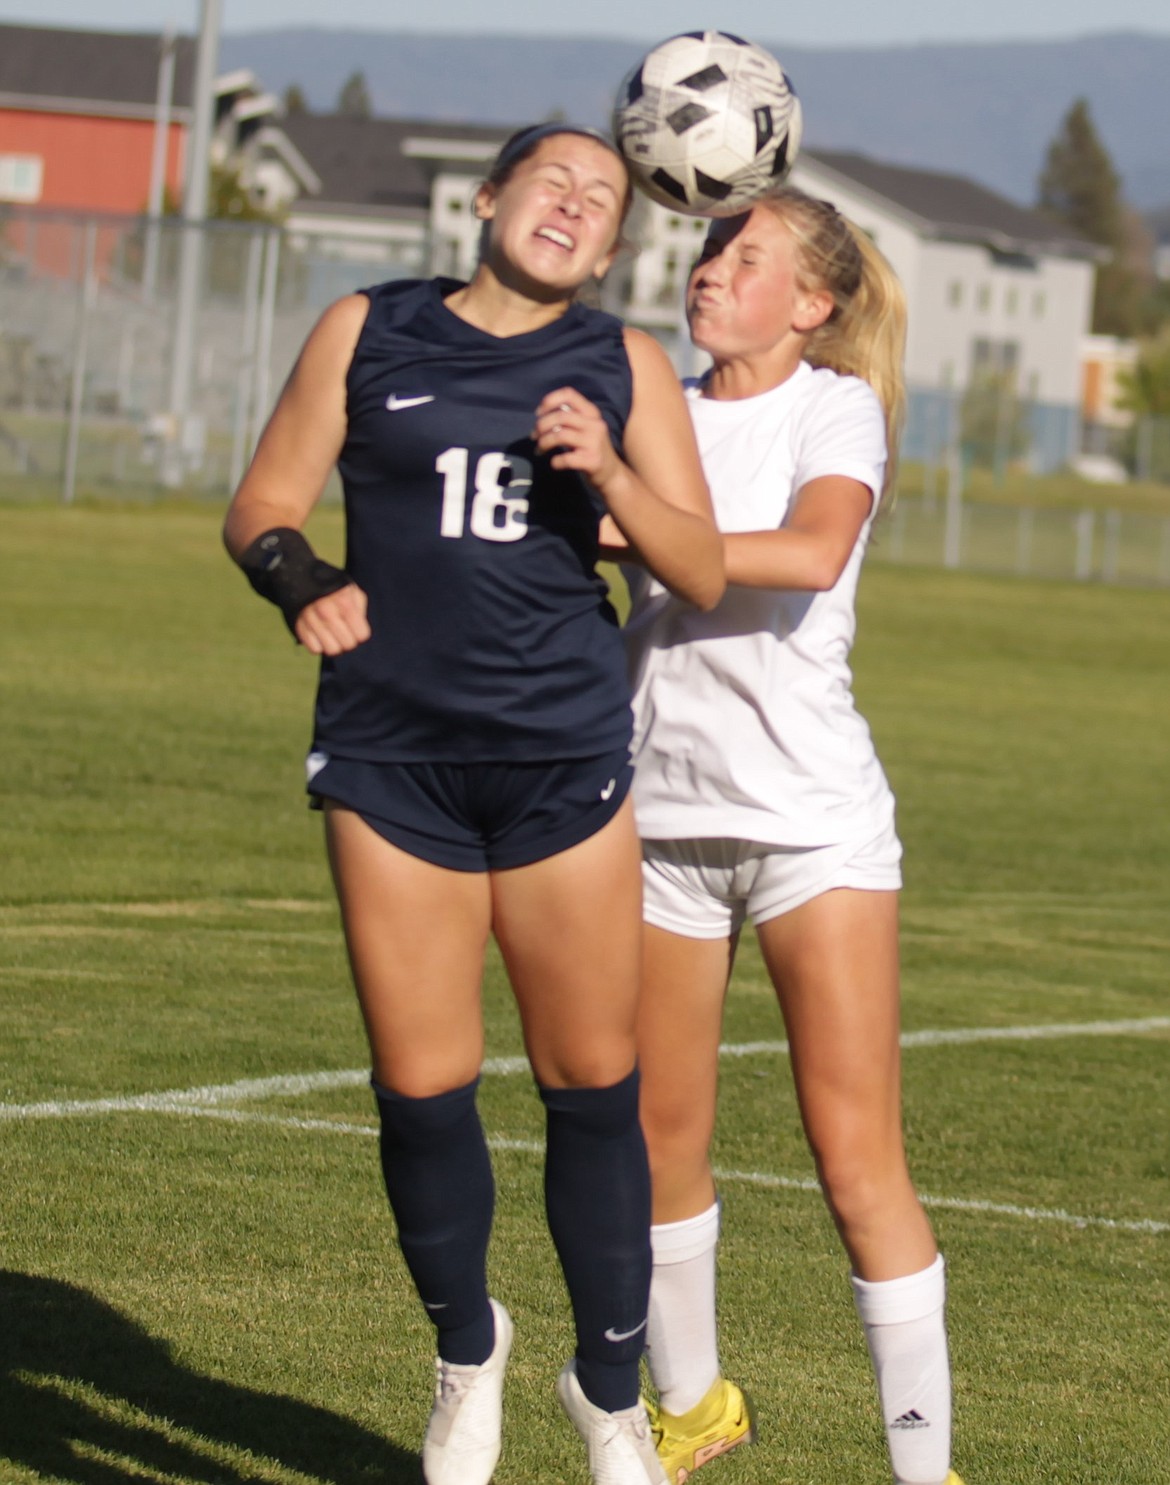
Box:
[219,28,1170,212]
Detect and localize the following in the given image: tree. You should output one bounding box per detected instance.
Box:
[1038,99,1123,245]
[960,368,1030,475]
[283,83,309,116]
[1036,99,1146,337]
[337,70,373,119]
[208,162,278,223]
[1116,329,1170,419]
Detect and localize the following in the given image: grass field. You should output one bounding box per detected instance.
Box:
[2,505,1168,1485]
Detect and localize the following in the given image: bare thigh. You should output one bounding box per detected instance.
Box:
[491,797,645,1089]
[636,923,736,1222]
[757,888,936,1278]
[325,803,491,1096]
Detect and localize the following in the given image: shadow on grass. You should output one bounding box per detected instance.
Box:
[0,1269,420,1483]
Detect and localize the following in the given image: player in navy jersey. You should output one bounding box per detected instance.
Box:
[224,124,723,1485]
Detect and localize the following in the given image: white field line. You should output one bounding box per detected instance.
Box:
[3,1017,1166,1239]
[4,1018,1167,1124]
[720,1015,1170,1059]
[65,1103,1168,1237]
[711,1168,1169,1235]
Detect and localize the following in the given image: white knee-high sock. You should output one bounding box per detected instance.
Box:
[852,1254,952,1485]
[645,1202,721,1414]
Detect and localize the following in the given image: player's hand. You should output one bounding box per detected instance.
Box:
[294,583,371,656]
[533,387,620,487]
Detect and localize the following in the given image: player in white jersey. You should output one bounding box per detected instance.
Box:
[618,187,965,1485]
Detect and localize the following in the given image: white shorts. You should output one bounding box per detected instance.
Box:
[641,819,903,940]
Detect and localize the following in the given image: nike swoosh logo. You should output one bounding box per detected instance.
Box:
[599,778,617,801]
[386,393,435,411]
[603,1318,647,1343]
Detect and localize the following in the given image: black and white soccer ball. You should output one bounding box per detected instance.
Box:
[612,31,802,217]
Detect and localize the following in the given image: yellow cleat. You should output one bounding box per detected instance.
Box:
[944,1475,967,1484]
[645,1377,755,1483]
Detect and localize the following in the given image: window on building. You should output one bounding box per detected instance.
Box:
[1033,290,1046,317]
[1005,287,1018,315]
[975,284,991,312]
[970,338,1020,386]
[0,155,43,203]
[658,249,680,306]
[447,197,463,215]
[947,281,963,308]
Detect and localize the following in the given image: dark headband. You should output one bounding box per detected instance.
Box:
[492,122,624,177]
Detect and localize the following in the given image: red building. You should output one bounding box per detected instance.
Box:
[0,23,195,217]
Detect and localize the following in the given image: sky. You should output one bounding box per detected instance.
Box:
[3,0,1170,47]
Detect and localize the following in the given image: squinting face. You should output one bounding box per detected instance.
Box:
[686,205,826,361]
[477,135,629,294]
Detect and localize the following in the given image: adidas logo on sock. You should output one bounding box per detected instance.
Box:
[891,1410,931,1430]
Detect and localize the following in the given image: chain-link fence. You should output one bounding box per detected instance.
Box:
[871,496,1170,586]
[0,205,423,503]
[3,204,1170,589]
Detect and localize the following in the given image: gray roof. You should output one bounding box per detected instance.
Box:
[281,114,513,213]
[0,22,196,117]
[806,149,1100,259]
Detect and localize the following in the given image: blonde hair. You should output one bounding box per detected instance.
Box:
[756,187,907,504]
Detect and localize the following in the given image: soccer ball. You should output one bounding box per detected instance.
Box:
[612,31,802,217]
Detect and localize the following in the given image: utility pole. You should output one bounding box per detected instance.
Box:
[143,25,176,302]
[162,0,221,487]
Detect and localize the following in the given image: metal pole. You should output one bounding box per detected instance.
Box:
[143,26,176,301]
[163,0,221,487]
[1016,505,1034,576]
[943,390,963,569]
[1136,416,1153,483]
[1074,510,1095,581]
[63,221,98,505]
[228,227,264,491]
[247,227,282,456]
[1102,509,1122,584]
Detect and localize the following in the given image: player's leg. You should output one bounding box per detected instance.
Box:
[757,887,954,1485]
[325,805,507,1485]
[491,797,666,1482]
[636,860,754,1478]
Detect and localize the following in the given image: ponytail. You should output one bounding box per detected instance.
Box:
[758,188,907,505]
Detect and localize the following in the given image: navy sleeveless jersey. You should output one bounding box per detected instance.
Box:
[312,278,635,762]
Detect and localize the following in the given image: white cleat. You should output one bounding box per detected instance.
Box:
[557,1360,669,1485]
[421,1298,513,1485]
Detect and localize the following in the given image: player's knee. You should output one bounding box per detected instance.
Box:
[816,1146,911,1231]
[532,1037,637,1091]
[642,1103,712,1177]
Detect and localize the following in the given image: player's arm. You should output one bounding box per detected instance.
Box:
[723,475,874,591]
[532,328,724,611]
[223,293,371,656]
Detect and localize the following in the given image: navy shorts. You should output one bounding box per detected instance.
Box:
[306,747,633,872]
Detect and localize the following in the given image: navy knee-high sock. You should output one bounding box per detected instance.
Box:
[373,1077,495,1365]
[540,1070,651,1413]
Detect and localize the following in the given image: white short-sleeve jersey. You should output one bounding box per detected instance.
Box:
[626,360,896,848]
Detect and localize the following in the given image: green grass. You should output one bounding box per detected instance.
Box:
[897,459,1170,517]
[2,506,1168,1484]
